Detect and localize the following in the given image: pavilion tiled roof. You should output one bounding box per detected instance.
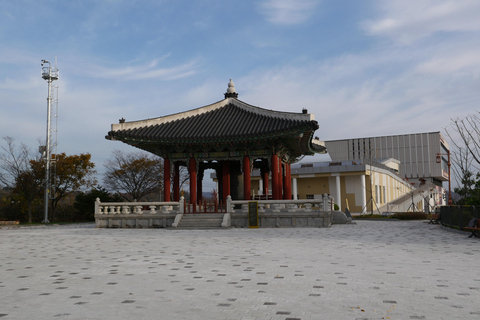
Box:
[106,80,326,158]
[107,99,319,144]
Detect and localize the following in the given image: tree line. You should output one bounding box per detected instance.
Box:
[0,137,188,223]
[6,112,478,223]
[446,112,480,206]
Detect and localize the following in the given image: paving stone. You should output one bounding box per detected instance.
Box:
[1,221,479,319]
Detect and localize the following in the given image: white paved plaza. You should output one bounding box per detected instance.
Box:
[1,220,479,320]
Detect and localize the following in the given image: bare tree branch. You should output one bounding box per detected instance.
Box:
[0,136,32,188]
[103,150,163,201]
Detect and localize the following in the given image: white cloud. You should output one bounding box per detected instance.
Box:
[417,50,480,76]
[363,0,480,44]
[258,0,318,26]
[235,38,479,141]
[0,75,39,91]
[87,58,199,81]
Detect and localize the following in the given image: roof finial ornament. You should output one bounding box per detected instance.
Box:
[224,79,238,99]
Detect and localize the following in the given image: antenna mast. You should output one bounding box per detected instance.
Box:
[41,58,59,224]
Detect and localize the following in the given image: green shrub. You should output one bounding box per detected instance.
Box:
[354,214,389,219]
[334,203,339,211]
[391,212,427,220]
[74,187,122,221]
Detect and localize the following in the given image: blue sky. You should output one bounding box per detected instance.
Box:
[1,0,480,190]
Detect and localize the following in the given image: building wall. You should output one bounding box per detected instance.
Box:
[325,132,450,184]
[365,169,413,212]
[245,161,435,213]
[289,168,412,213]
[298,176,330,198]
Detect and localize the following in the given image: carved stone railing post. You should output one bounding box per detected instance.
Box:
[179,196,185,214]
[226,195,233,213]
[272,203,281,212]
[287,204,297,212]
[323,194,329,212]
[95,198,101,215]
[258,204,265,213]
[161,205,171,214]
[221,213,231,227]
[241,204,248,213]
[304,203,312,212]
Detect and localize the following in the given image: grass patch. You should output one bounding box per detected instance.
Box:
[353,214,390,219]
[353,212,429,220]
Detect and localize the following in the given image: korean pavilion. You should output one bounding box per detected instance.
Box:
[106,80,326,206]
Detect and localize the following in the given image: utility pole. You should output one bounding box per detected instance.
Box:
[41,59,59,223]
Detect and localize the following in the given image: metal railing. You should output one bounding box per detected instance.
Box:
[438,205,480,230]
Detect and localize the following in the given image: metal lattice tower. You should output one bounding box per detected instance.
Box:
[41,58,59,224]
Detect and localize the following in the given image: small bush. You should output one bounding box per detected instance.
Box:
[391,212,427,220]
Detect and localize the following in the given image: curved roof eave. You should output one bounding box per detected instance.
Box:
[110,98,315,132]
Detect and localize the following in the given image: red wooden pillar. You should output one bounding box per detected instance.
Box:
[243,156,251,200]
[197,168,203,205]
[271,154,280,200]
[222,161,230,202]
[278,162,283,200]
[217,167,223,201]
[189,158,197,206]
[283,163,292,200]
[263,170,269,199]
[163,158,171,202]
[173,162,180,201]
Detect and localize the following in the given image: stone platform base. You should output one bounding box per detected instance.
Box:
[94,214,175,228]
[231,211,331,228]
[95,211,333,229]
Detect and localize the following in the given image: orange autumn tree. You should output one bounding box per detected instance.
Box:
[31,153,97,221]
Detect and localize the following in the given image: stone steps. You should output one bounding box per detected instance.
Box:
[176,213,224,229]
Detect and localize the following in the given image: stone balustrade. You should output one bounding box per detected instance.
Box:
[94,197,184,228]
[94,194,335,228]
[227,193,334,213]
[224,194,334,228]
[95,198,183,215]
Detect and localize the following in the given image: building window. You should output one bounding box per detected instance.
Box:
[306,194,314,199]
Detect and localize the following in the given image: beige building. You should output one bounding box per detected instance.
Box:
[291,159,414,213]
[213,132,449,214]
[247,159,419,213]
